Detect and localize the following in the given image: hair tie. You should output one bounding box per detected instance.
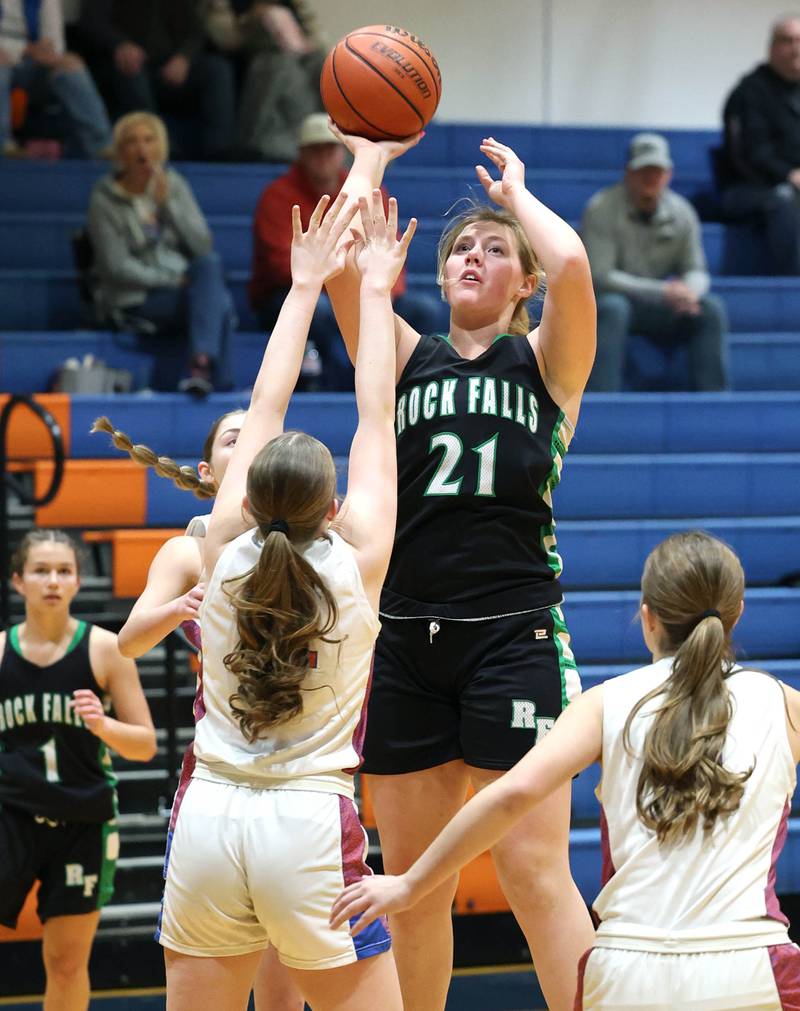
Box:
[697,608,721,622]
[268,519,289,535]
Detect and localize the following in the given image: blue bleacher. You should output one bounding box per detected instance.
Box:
[2,125,799,910]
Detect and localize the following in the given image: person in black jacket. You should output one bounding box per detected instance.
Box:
[78,0,235,160]
[722,15,800,273]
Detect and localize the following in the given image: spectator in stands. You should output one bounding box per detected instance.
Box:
[722,15,800,274]
[77,0,235,161]
[87,111,235,394]
[0,0,111,158]
[199,0,324,162]
[250,112,442,391]
[581,133,728,392]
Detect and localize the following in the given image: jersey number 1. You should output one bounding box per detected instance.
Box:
[38,736,61,783]
[425,432,498,497]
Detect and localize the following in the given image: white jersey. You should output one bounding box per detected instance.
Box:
[185,513,210,538]
[595,657,796,953]
[194,529,380,799]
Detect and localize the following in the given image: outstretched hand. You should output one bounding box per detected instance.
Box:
[327,119,424,165]
[290,190,358,288]
[476,137,526,209]
[329,873,414,936]
[353,190,417,290]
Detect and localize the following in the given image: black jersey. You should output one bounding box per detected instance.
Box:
[381,333,574,619]
[0,622,117,823]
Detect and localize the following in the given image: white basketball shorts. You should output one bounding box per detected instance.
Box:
[156,777,391,969]
[575,943,800,1010]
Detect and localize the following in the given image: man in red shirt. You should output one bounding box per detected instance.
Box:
[249,112,441,390]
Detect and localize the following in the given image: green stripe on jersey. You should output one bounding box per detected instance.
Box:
[550,605,580,710]
[537,411,571,578]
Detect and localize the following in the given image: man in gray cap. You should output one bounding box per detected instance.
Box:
[580,132,728,391]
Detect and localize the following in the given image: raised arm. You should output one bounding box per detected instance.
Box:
[478,138,596,421]
[204,192,357,576]
[323,127,422,372]
[117,535,203,658]
[331,685,603,933]
[331,192,416,608]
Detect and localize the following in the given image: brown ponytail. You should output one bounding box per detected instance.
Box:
[623,531,751,845]
[223,431,339,740]
[91,415,216,499]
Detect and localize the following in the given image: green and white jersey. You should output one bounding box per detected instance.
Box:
[0,622,118,823]
[382,333,573,619]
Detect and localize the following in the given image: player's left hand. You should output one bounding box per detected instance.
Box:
[329,873,414,935]
[477,137,526,208]
[72,689,107,734]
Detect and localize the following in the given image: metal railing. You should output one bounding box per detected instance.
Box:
[0,395,65,629]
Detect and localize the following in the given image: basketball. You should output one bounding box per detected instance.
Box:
[320,24,442,141]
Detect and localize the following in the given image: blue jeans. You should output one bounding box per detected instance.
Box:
[722,182,800,275]
[136,253,235,388]
[255,288,444,392]
[0,56,111,157]
[590,291,729,392]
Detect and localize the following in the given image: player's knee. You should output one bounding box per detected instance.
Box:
[43,946,89,984]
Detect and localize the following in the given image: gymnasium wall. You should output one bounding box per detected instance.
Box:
[311,0,794,129]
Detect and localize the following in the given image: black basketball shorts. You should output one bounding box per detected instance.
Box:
[361,605,581,775]
[0,805,118,927]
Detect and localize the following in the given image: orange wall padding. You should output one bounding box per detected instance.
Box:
[111,528,182,597]
[0,393,71,458]
[0,886,43,942]
[35,460,146,527]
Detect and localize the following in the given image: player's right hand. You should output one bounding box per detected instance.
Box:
[327,120,423,164]
[329,873,414,936]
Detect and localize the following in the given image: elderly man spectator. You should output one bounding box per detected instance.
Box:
[0,0,111,157]
[250,112,441,390]
[580,133,728,392]
[722,15,800,274]
[78,0,234,160]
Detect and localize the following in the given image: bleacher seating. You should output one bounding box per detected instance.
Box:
[2,121,799,971]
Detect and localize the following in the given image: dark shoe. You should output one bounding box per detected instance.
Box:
[178,375,213,396]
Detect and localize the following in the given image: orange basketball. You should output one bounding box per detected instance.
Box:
[320,24,442,141]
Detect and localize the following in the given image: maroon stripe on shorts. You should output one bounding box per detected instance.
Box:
[338,794,371,886]
[769,943,800,1010]
[573,947,593,1010]
[343,649,375,774]
[765,800,791,926]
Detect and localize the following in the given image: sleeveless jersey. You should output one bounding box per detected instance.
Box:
[0,622,118,823]
[194,529,380,799]
[595,658,796,952]
[382,333,573,619]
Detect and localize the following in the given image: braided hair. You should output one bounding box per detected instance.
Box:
[91,416,216,499]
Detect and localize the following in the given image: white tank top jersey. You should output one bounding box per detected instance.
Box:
[595,657,797,953]
[194,528,380,800]
[184,513,210,538]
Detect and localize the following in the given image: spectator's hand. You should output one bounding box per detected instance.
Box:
[663,279,701,315]
[476,137,526,209]
[0,47,15,66]
[72,689,107,735]
[114,41,146,76]
[161,53,190,87]
[789,168,800,189]
[354,190,416,292]
[146,165,170,206]
[256,3,314,55]
[25,39,59,67]
[327,120,423,164]
[290,191,358,287]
